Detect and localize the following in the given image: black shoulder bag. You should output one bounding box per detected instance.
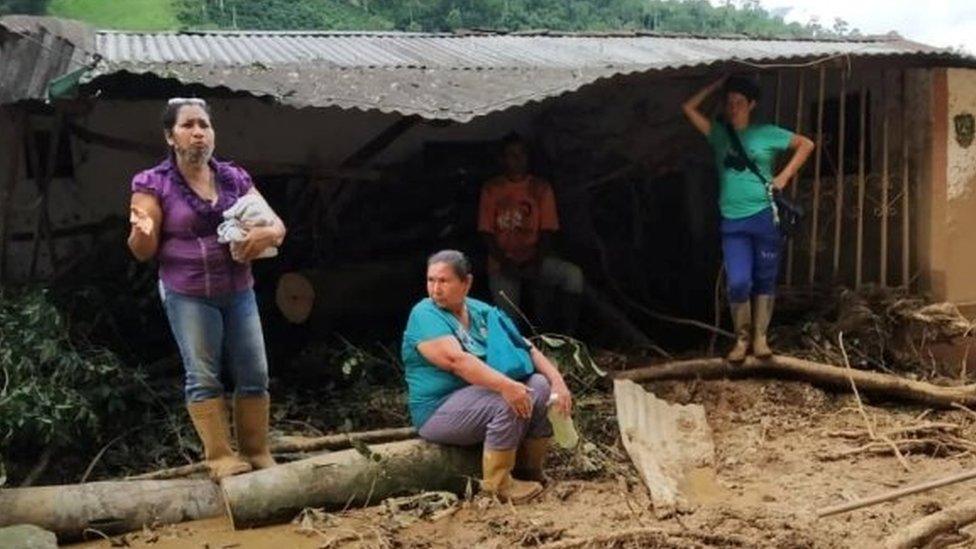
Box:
[722,121,803,237]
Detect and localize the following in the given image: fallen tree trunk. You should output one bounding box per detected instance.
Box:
[126,426,417,480]
[0,479,222,541]
[222,438,481,528]
[616,355,976,409]
[883,498,976,549]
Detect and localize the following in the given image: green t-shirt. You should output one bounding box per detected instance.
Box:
[401,297,492,428]
[708,121,794,220]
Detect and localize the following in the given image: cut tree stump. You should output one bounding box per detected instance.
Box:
[222,438,481,528]
[275,261,423,324]
[616,355,976,409]
[613,379,716,518]
[0,479,222,541]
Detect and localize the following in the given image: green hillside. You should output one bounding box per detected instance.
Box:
[48,0,179,30]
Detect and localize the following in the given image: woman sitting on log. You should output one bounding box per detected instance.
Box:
[401,250,574,502]
[681,75,814,362]
[127,98,286,480]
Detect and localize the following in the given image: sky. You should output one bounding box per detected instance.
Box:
[756,0,976,53]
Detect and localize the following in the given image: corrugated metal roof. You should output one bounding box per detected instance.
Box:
[87,30,972,120]
[0,16,94,103]
[94,31,947,70]
[3,17,974,120]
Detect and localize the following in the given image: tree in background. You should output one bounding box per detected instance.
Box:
[0,0,49,15]
[172,0,859,37]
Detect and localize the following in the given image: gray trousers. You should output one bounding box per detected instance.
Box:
[418,373,553,451]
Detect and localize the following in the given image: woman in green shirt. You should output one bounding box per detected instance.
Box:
[682,75,815,362]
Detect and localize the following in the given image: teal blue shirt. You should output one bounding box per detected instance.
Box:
[402,297,493,428]
[708,121,794,220]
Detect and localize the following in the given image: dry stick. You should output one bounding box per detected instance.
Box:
[951,401,976,421]
[817,468,976,518]
[856,85,867,289]
[881,70,890,287]
[901,70,911,288]
[839,332,911,471]
[126,426,417,480]
[808,64,826,286]
[616,355,976,409]
[833,69,847,281]
[786,69,805,286]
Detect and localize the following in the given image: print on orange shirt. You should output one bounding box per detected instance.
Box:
[478,175,559,264]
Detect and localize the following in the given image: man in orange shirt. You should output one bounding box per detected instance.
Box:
[478,133,584,335]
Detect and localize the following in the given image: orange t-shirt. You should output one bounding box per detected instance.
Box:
[478,175,559,264]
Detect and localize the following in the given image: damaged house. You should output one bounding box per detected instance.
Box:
[1,15,976,354]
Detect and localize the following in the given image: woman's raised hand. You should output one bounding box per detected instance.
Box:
[129,205,154,236]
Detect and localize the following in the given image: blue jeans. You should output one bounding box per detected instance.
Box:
[159,282,270,402]
[721,208,782,304]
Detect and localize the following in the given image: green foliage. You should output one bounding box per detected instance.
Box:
[0,288,144,465]
[174,0,391,30]
[0,0,48,15]
[11,0,860,39]
[47,0,180,30]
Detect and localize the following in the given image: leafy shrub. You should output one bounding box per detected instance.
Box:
[0,288,145,478]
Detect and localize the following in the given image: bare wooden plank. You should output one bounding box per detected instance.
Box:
[786,70,805,286]
[856,85,867,289]
[881,72,890,287]
[901,70,911,288]
[833,70,847,281]
[808,65,826,286]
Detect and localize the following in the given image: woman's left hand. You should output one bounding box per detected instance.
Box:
[772,173,790,191]
[551,378,573,416]
[232,225,276,263]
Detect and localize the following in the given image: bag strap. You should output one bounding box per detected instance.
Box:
[722,121,781,223]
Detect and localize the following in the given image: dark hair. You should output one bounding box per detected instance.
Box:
[724,76,761,103]
[161,98,212,135]
[427,250,471,279]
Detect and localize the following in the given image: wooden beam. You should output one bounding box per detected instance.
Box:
[786,70,805,286]
[833,69,847,281]
[340,115,420,168]
[901,70,911,288]
[0,107,24,284]
[881,72,890,287]
[808,65,826,286]
[856,85,867,289]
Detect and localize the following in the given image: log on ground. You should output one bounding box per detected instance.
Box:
[883,497,976,549]
[616,355,976,408]
[0,479,222,541]
[222,438,481,528]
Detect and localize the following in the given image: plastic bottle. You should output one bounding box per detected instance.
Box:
[547,393,580,449]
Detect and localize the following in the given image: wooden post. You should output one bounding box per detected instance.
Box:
[774,71,783,124]
[856,85,867,289]
[0,107,24,284]
[28,111,64,279]
[786,70,805,286]
[832,69,847,281]
[808,64,826,286]
[901,70,911,288]
[881,72,890,287]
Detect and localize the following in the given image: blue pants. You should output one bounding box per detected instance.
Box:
[721,208,782,304]
[418,373,553,451]
[159,282,270,402]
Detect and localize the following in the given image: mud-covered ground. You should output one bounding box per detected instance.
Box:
[71,377,976,548]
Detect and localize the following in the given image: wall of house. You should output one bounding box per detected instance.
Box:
[1,62,956,320]
[944,68,976,306]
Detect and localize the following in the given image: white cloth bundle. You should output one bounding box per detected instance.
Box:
[217,193,278,259]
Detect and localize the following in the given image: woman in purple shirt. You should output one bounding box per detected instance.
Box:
[127,98,286,480]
